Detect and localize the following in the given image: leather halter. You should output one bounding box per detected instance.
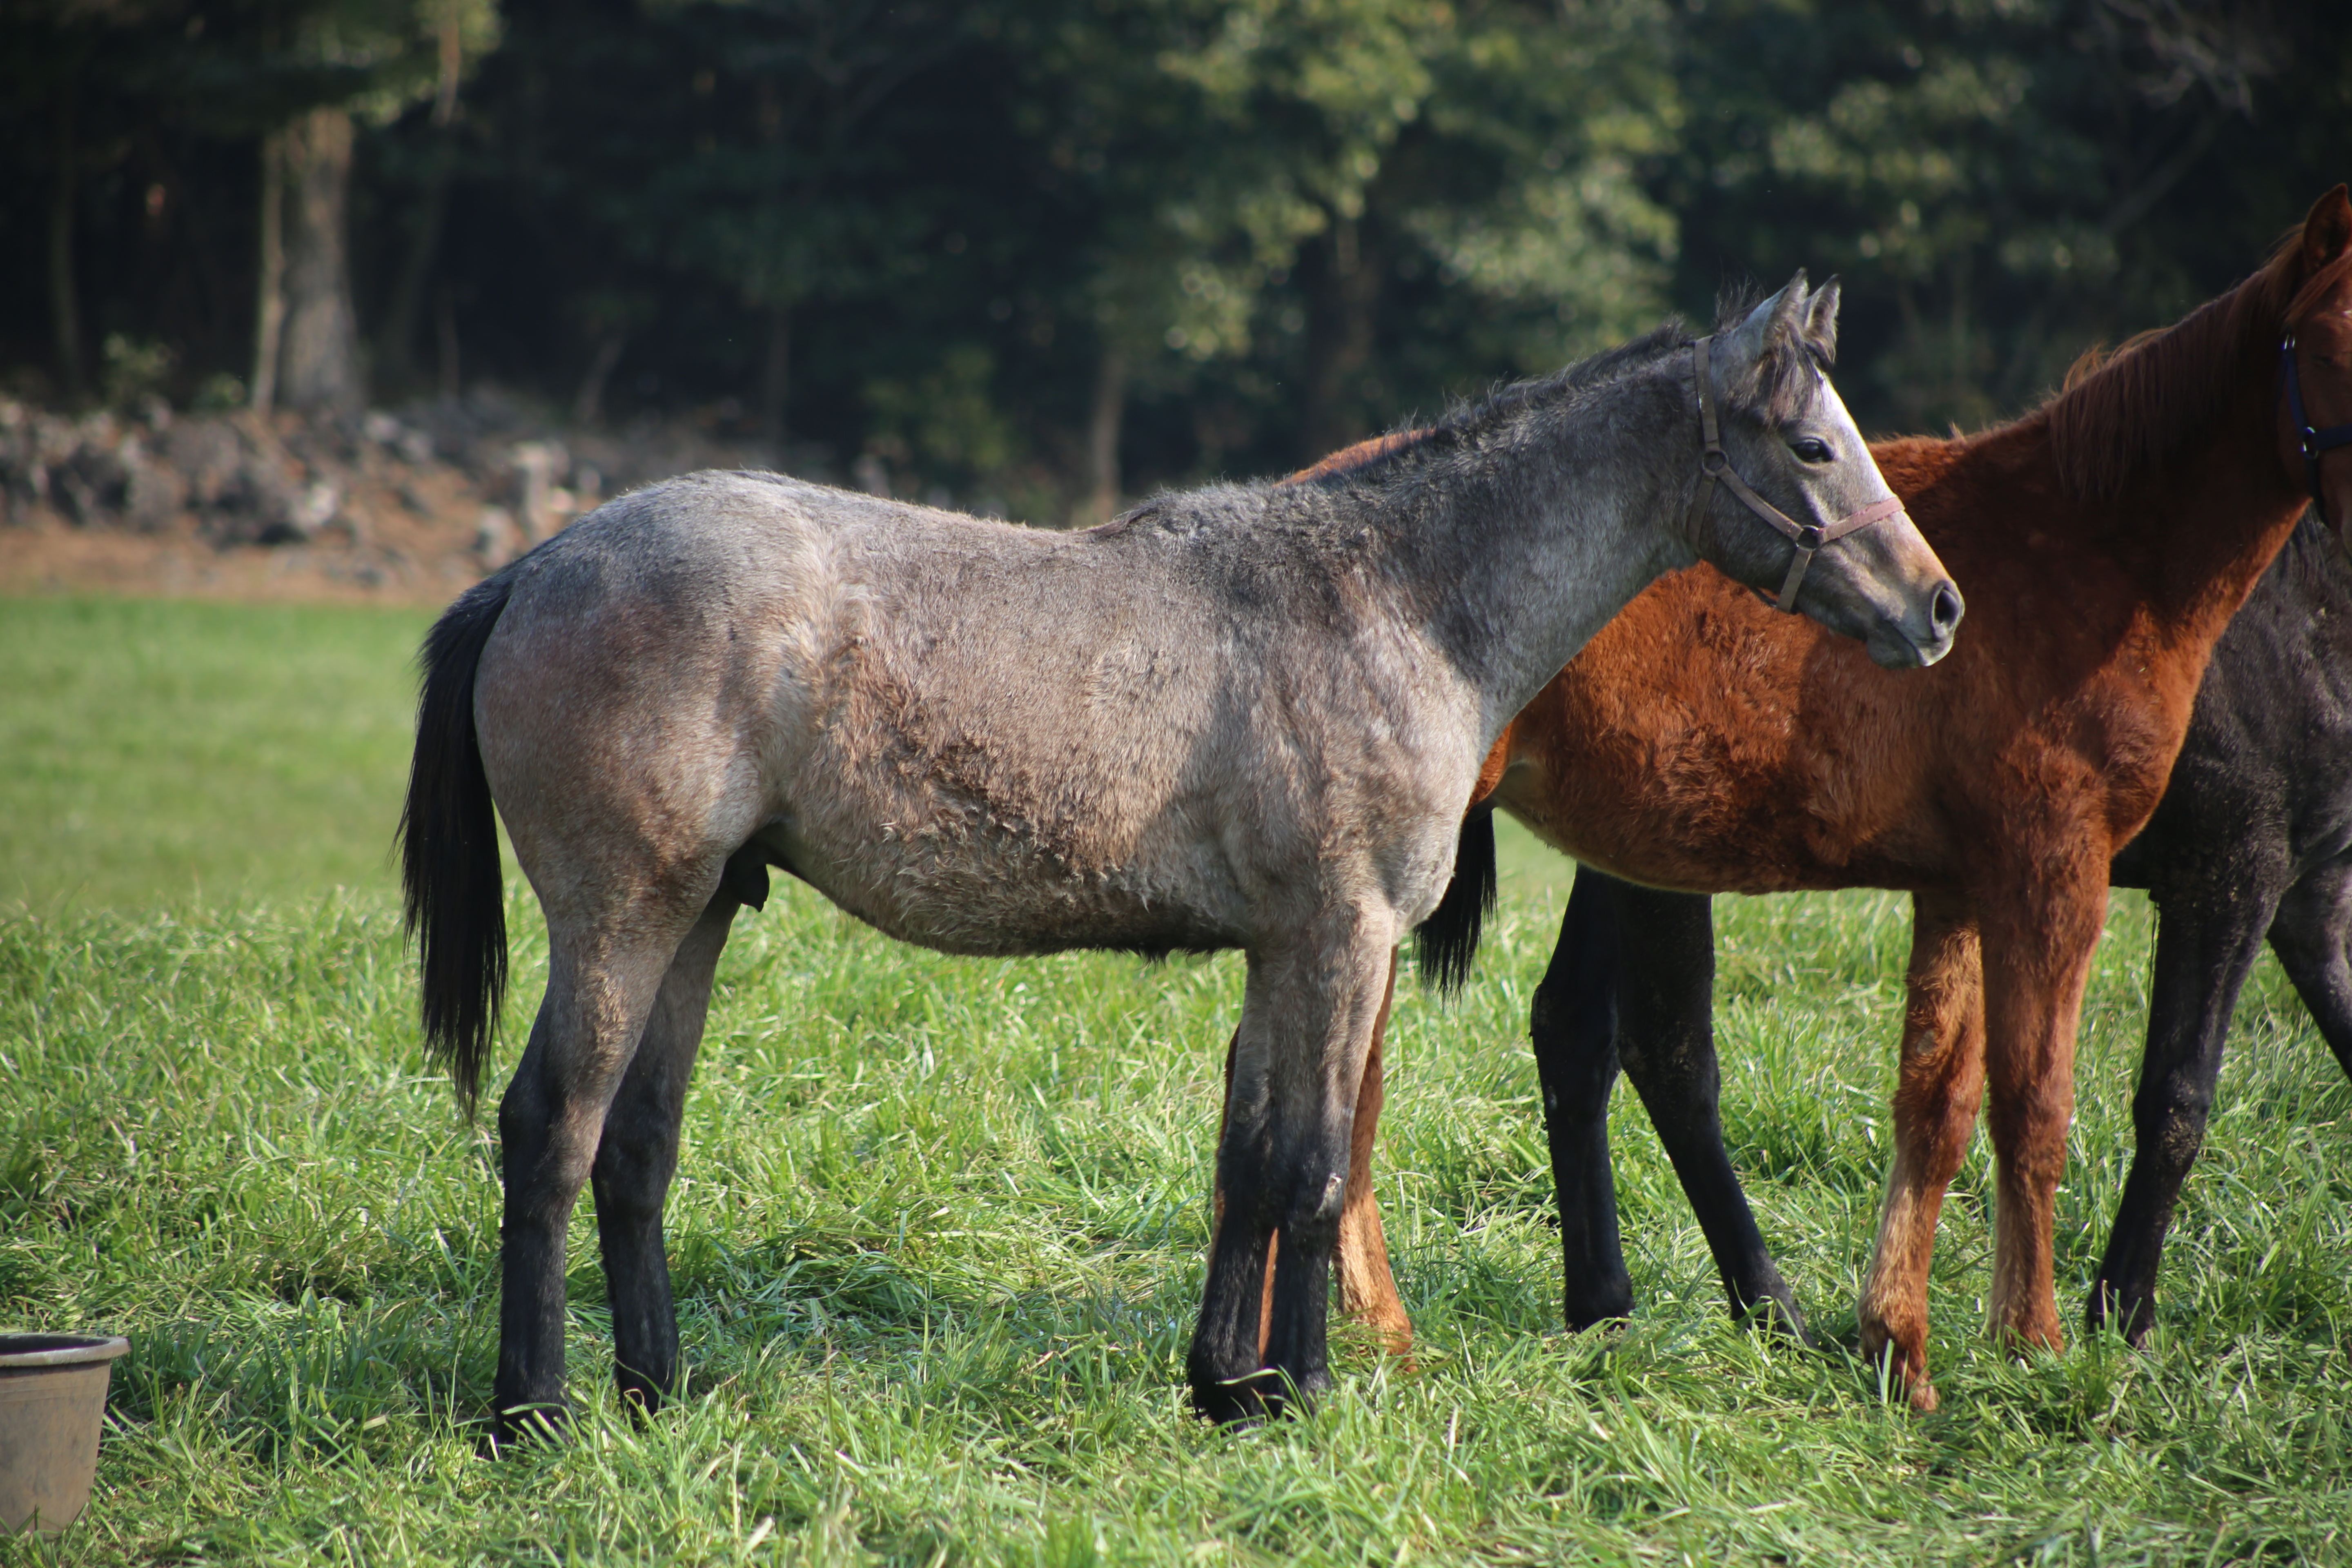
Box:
[2281,334,2352,533]
[1688,334,1909,612]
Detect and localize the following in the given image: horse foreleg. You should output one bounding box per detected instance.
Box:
[1213,953,1411,1363]
[592,892,741,1415]
[1208,1028,1278,1361]
[1189,916,1392,1422]
[1333,957,1412,1357]
[494,904,706,1444]
[1859,890,1984,1412]
[1528,867,1631,1330]
[1612,880,1809,1342]
[1979,870,2107,1370]
[2267,858,2352,1083]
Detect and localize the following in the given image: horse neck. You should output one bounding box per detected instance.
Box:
[1362,372,1701,743]
[2067,347,2303,642]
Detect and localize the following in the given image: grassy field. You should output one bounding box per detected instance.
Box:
[3,599,2351,1564]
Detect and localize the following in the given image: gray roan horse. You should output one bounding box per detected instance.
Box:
[399,274,1963,1439]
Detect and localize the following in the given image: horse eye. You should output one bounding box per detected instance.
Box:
[1791,437,1833,464]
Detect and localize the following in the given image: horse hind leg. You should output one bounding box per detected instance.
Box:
[2267,857,2352,1083]
[493,884,720,1444]
[1610,880,1810,1342]
[1528,867,1634,1331]
[594,874,754,1415]
[1858,890,1985,1413]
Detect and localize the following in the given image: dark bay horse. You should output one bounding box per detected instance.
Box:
[399,277,1960,1437]
[1292,190,2352,1411]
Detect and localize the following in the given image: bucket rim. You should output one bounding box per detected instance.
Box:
[0,1333,131,1370]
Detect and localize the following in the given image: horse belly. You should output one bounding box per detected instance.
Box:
[795,834,1236,956]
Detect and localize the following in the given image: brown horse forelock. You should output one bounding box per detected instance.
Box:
[2045,232,2352,503]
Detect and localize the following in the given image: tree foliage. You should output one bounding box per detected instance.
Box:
[1,0,2345,513]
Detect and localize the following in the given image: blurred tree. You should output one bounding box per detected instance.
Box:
[1662,0,2348,432]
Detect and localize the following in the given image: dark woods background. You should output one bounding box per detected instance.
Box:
[6,0,2348,523]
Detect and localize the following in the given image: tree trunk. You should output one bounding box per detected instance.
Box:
[378,142,450,391]
[280,105,363,417]
[381,2,466,390]
[251,128,286,415]
[574,331,626,426]
[1074,345,1125,525]
[1300,216,1379,462]
[48,82,85,400]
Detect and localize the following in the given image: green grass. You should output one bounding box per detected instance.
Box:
[4,600,2352,1563]
[0,598,433,913]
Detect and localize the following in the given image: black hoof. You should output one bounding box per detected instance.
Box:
[488,1401,570,1454]
[2086,1280,2155,1347]
[1740,1294,1815,1349]
[1189,1366,1325,1425]
[1190,1370,1277,1425]
[615,1364,671,1423]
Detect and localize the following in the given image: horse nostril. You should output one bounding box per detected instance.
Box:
[1930,581,1964,636]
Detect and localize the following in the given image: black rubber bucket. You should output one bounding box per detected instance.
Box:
[0,1333,131,1536]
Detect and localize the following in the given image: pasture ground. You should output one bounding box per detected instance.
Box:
[2,597,2349,1564]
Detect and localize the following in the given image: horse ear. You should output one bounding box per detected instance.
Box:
[2303,185,2352,274]
[1802,276,1842,363]
[1729,270,1809,361]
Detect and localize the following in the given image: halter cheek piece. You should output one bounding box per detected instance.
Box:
[2281,334,2352,534]
[1687,334,1909,612]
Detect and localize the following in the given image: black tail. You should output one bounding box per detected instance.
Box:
[397,572,517,1116]
[1415,807,1498,995]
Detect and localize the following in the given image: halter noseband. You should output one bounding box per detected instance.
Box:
[2281,334,2352,533]
[1688,334,1908,612]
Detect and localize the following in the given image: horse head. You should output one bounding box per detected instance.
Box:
[2280,185,2352,546]
[1695,272,1965,669]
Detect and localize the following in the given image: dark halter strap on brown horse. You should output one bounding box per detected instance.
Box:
[1687,334,1909,612]
[2282,334,2352,536]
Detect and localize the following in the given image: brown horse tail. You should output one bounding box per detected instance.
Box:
[1415,807,1497,995]
[397,572,516,1116]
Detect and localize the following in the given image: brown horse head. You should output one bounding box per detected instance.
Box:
[2279,185,2352,540]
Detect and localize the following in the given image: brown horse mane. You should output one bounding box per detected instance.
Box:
[2043,230,2352,501]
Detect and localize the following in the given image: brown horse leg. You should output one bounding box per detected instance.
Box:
[1859,890,1984,1412]
[1334,956,1413,1356]
[1213,952,1412,1362]
[1979,869,2107,1364]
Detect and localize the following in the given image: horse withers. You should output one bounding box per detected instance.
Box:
[399,274,1958,1441]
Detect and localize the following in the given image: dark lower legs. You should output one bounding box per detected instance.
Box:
[1530,869,1804,1337]
[594,899,738,1410]
[492,890,737,1443]
[2090,870,2285,1341]
[1188,929,1392,1422]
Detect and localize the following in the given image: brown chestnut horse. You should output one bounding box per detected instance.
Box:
[1245,189,2352,1410]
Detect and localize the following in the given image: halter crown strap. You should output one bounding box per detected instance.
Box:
[2282,335,2352,532]
[1688,334,1909,612]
